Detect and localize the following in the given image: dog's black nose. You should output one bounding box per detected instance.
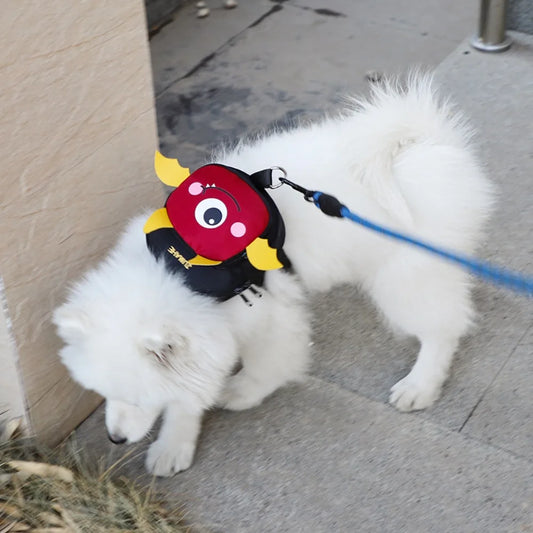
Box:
[107,432,127,445]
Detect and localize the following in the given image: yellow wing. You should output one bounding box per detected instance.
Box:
[246,238,283,271]
[154,150,190,187]
[189,256,222,266]
[143,208,173,234]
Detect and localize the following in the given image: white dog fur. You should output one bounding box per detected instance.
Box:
[54,76,494,476]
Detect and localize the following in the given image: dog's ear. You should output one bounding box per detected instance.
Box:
[141,330,189,367]
[53,305,89,343]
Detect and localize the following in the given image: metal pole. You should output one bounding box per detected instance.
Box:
[471,0,512,52]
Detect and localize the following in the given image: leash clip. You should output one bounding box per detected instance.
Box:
[279,177,315,202]
[267,167,315,202]
[268,166,288,188]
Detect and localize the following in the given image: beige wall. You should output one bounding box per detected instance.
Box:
[0,1,161,444]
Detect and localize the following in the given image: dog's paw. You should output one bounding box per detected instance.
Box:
[145,438,195,477]
[218,374,264,411]
[389,375,441,412]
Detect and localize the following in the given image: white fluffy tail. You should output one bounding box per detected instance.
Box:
[345,74,471,227]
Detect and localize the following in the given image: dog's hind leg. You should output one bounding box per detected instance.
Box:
[219,275,312,411]
[389,336,460,411]
[368,254,474,411]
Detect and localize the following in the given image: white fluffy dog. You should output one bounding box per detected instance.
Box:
[54,77,494,476]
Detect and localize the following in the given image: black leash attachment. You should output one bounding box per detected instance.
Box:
[275,174,346,218]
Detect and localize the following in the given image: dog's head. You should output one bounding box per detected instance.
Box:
[53,234,237,444]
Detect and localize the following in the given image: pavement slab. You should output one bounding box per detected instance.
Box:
[311,282,533,433]
[76,379,533,533]
[151,0,477,164]
[433,31,533,456]
[149,0,271,95]
[461,323,533,461]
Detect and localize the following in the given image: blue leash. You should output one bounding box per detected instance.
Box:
[278,177,533,297]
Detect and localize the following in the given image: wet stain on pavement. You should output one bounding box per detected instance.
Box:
[157,81,340,160]
[314,8,346,18]
[158,85,253,146]
[263,108,308,132]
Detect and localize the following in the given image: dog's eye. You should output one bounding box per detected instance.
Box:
[194,198,227,229]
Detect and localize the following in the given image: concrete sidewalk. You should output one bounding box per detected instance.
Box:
[76,1,533,531]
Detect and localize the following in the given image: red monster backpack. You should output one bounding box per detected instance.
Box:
[144,151,292,301]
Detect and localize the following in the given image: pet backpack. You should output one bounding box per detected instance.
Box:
[144,151,291,301]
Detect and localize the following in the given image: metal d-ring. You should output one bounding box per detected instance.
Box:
[269,166,288,188]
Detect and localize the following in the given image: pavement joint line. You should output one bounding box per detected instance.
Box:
[307,372,388,407]
[306,375,533,464]
[247,2,283,28]
[458,321,533,433]
[154,3,285,98]
[457,424,533,464]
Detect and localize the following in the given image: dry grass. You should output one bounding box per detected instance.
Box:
[0,421,192,533]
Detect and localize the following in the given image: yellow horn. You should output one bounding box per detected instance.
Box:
[246,238,283,271]
[154,150,190,187]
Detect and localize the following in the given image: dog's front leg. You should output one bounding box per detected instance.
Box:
[145,403,202,476]
[219,280,312,411]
